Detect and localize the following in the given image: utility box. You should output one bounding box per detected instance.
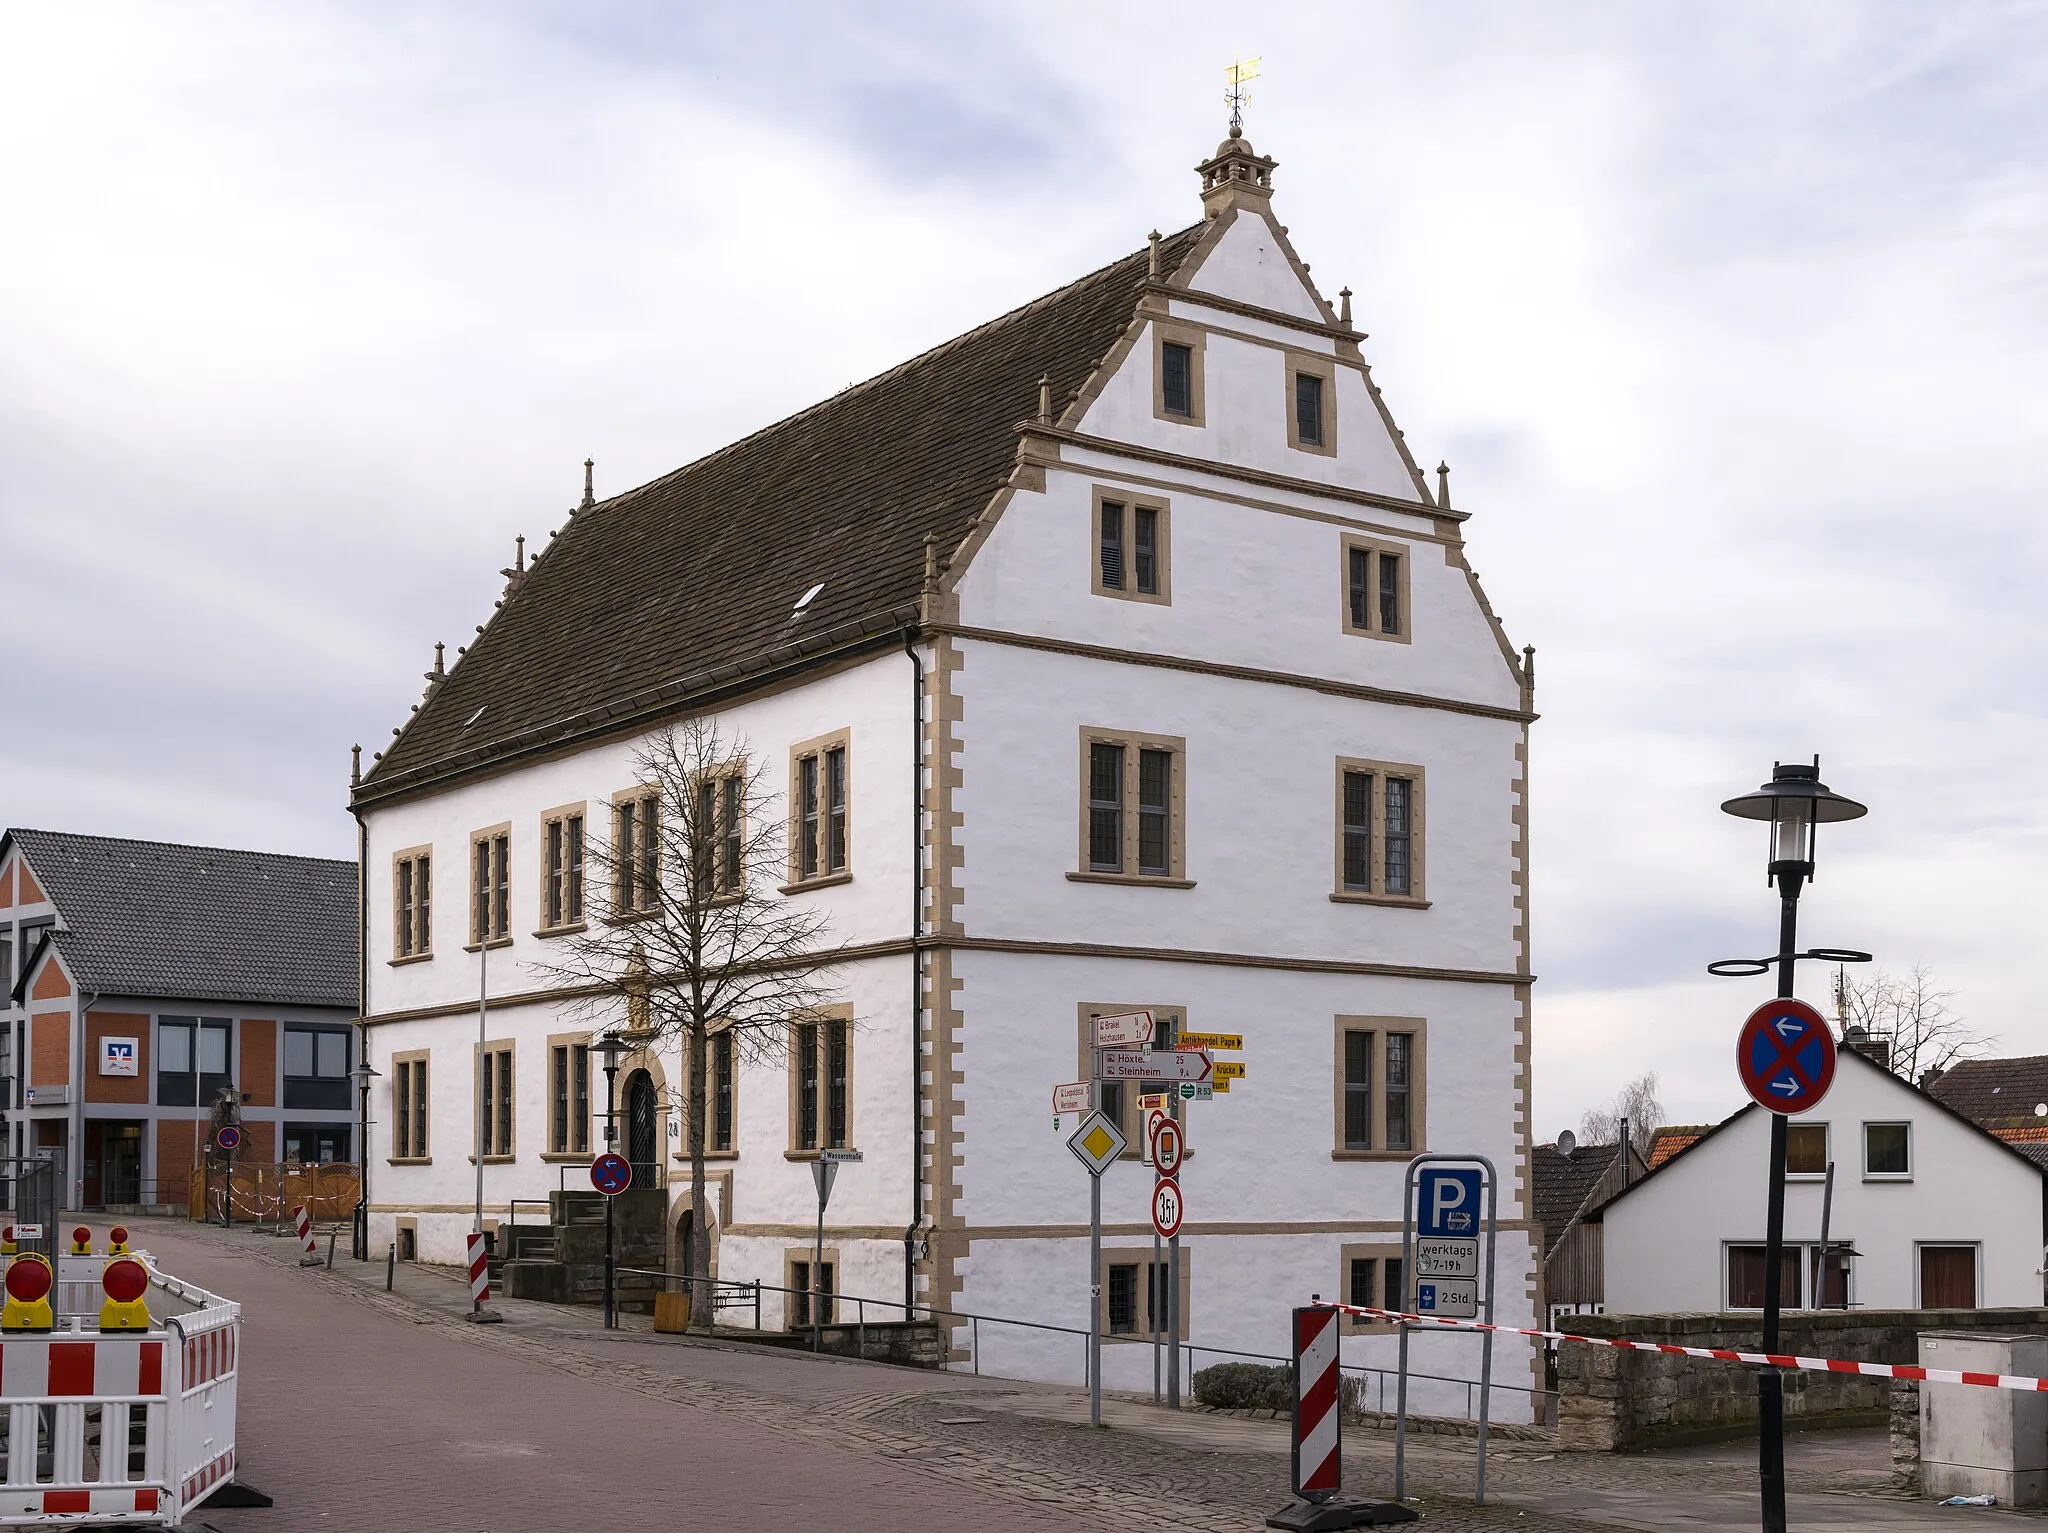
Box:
[1920,1332,2048,1506]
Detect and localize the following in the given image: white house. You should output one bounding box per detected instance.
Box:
[1596,1046,2047,1314]
[349,128,1538,1410]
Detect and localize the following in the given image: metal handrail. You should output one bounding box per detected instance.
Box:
[613,1267,1550,1416]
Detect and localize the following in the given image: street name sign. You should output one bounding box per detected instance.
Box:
[1417,1166,1483,1238]
[1099,1049,1213,1082]
[1093,1010,1155,1049]
[1177,1032,1242,1052]
[1052,1082,1090,1116]
[1150,1178,1185,1240]
[1736,997,1836,1114]
[1067,1111,1127,1176]
[1415,1277,1479,1319]
[1415,1236,1479,1279]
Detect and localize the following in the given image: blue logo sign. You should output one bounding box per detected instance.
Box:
[591,1152,632,1196]
[1416,1166,1484,1238]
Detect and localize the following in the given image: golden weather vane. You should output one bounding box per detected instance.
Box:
[1225,54,1261,136]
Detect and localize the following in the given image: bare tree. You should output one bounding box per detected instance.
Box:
[538,717,845,1325]
[1834,963,1993,1086]
[1581,1072,1663,1155]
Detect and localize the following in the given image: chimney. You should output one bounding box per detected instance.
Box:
[1842,1025,1893,1073]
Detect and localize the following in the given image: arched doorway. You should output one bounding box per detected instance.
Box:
[626,1070,660,1188]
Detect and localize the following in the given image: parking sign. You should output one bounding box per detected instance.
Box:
[1416,1166,1483,1238]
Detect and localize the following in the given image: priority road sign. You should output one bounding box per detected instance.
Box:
[215,1125,241,1152]
[1415,1277,1479,1318]
[1737,997,1836,1114]
[1177,1031,1242,1052]
[1417,1166,1483,1238]
[1150,1177,1185,1240]
[591,1152,632,1195]
[1093,1010,1155,1049]
[1151,1116,1185,1176]
[1099,1049,1212,1082]
[1067,1111,1127,1176]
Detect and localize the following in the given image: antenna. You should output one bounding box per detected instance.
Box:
[1225,54,1261,136]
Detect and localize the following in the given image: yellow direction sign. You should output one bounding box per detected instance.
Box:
[1213,1061,1246,1081]
[1066,1110,1127,1177]
[1213,1077,1231,1093]
[1178,1032,1242,1052]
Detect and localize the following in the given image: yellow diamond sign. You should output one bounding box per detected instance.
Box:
[1067,1109,1128,1176]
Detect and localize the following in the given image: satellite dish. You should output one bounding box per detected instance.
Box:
[1556,1130,1578,1158]
[2035,1103,2046,1118]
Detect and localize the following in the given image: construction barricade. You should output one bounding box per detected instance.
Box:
[0,1235,241,1526]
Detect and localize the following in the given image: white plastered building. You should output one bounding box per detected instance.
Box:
[351,130,1540,1413]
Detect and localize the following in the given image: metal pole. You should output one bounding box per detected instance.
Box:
[475,942,487,1239]
[1152,1226,1162,1405]
[1167,1036,1182,1411]
[1395,1157,1415,1502]
[1476,1159,1497,1505]
[604,1192,615,1330]
[1759,876,1801,1533]
[1090,1168,1102,1428]
[1815,1160,1836,1310]
[813,1170,828,1354]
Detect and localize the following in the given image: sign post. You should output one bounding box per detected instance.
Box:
[1394,1154,1499,1507]
[1067,1106,1126,1428]
[591,1151,631,1330]
[810,1148,862,1353]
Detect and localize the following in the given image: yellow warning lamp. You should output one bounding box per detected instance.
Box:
[98,1256,151,1332]
[3,1254,54,1332]
[0,1227,14,1258]
[106,1226,131,1256]
[69,1226,92,1257]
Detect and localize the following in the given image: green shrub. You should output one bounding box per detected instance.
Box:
[1192,1361,1292,1411]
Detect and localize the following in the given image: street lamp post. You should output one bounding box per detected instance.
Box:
[1716,760,1868,1533]
[351,1060,381,1262]
[595,1032,626,1331]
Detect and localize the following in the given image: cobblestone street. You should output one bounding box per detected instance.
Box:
[138,1218,2042,1532]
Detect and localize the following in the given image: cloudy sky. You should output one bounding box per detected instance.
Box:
[5,3,2045,1134]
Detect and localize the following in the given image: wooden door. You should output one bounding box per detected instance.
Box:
[1920,1245,1977,1308]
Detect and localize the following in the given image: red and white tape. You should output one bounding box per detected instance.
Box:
[1332,1302,2048,1394]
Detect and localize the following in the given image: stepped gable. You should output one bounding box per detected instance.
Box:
[360,224,1209,799]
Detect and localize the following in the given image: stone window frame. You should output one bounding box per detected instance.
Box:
[1331,1016,1428,1160]
[536,803,588,937]
[466,823,513,950]
[1285,349,1338,458]
[785,1244,840,1330]
[1075,1003,1188,1160]
[1069,727,1192,889]
[785,730,853,893]
[389,844,433,965]
[390,1049,430,1164]
[1331,757,1428,907]
[609,785,662,918]
[473,1037,515,1163]
[1098,1244,1191,1342]
[680,1019,741,1162]
[1340,1241,1407,1334]
[786,1004,854,1159]
[1152,319,1207,428]
[691,758,749,903]
[542,1031,593,1161]
[1339,532,1413,646]
[1090,485,1172,607]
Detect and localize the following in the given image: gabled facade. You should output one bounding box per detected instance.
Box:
[351,131,1538,1410]
[1596,1047,2047,1314]
[1534,1138,1650,1318]
[0,829,359,1210]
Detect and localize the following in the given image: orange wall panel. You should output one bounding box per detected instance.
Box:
[30,962,71,1003]
[85,1012,150,1105]
[17,863,44,905]
[240,1020,277,1107]
[0,860,13,908]
[156,1120,203,1208]
[30,1011,70,1087]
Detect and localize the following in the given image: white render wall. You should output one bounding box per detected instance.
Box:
[1603,1052,2046,1313]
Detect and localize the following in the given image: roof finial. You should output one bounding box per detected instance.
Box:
[1436,461,1451,511]
[516,534,525,572]
[1339,287,1353,327]
[1037,374,1052,424]
[428,641,445,682]
[1225,53,1260,137]
[922,532,941,596]
[1523,644,1536,692]
[350,744,361,787]
[1147,230,1161,280]
[581,458,595,511]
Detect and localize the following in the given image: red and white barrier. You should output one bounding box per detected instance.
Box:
[1292,1305,1343,1497]
[1335,1301,2048,1395]
[293,1207,319,1265]
[466,1232,489,1308]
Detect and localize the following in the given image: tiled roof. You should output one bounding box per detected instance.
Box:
[1992,1126,2048,1171]
[1926,1056,2048,1128]
[1648,1125,1713,1169]
[1532,1142,1621,1258]
[5,829,357,1010]
[356,224,1211,802]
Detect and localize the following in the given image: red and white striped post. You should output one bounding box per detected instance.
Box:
[466,1232,490,1314]
[1268,1304,1414,1530]
[293,1206,320,1266]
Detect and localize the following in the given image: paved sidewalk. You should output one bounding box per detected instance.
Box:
[134,1217,2046,1532]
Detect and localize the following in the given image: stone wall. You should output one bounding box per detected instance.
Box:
[1556,1308,2048,1453]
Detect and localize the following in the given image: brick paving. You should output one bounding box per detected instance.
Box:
[134,1218,2041,1532]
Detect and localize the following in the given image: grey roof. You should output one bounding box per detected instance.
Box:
[1926,1055,2048,1127]
[1532,1142,1622,1259]
[5,829,357,1011]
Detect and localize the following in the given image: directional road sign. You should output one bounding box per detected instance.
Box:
[215,1125,241,1152]
[1052,1082,1090,1116]
[1415,1236,1479,1279]
[1213,1061,1246,1081]
[1150,1177,1185,1240]
[1737,997,1836,1114]
[1099,1049,1212,1082]
[591,1151,632,1195]
[1067,1111,1127,1176]
[1151,1116,1185,1176]
[1093,1010,1155,1049]
[1179,1082,1213,1101]
[1415,1277,1479,1318]
[1417,1166,1483,1238]
[1177,1032,1243,1052]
